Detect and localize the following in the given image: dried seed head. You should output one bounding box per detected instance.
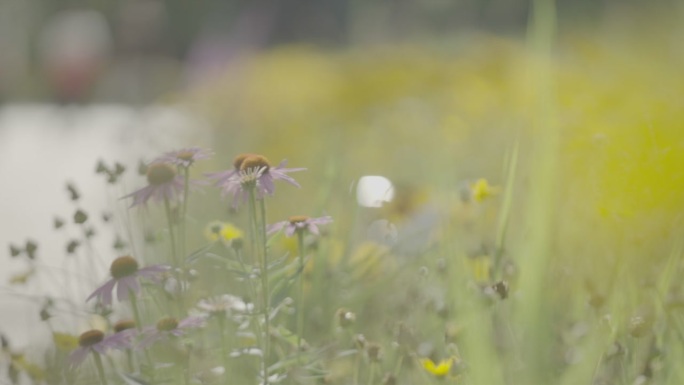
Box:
[629,315,652,338]
[231,237,244,251]
[366,343,382,362]
[114,320,136,333]
[354,334,366,349]
[110,256,139,279]
[336,308,356,329]
[156,317,179,331]
[383,373,397,385]
[146,163,176,186]
[78,330,104,347]
[288,215,310,224]
[239,155,270,172]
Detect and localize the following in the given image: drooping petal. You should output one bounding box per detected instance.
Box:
[179,316,206,329]
[68,347,90,367]
[285,225,297,238]
[86,278,118,306]
[117,277,134,302]
[267,221,288,235]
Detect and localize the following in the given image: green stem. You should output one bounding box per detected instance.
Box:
[353,350,362,385]
[125,350,134,373]
[217,315,229,371]
[248,188,270,385]
[163,196,184,315]
[366,362,376,385]
[296,231,306,359]
[258,197,271,385]
[163,197,179,268]
[129,290,143,332]
[92,352,108,385]
[180,166,190,260]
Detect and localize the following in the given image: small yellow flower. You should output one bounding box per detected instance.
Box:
[420,357,456,377]
[470,179,499,203]
[204,221,244,245]
[466,255,492,283]
[52,332,79,351]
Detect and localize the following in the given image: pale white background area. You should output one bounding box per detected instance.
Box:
[0,104,208,354]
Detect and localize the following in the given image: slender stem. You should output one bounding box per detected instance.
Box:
[248,188,270,385]
[92,352,108,385]
[180,166,190,260]
[353,350,362,385]
[393,354,404,376]
[129,290,143,332]
[125,350,134,373]
[163,197,179,267]
[366,362,376,385]
[258,198,271,385]
[163,196,184,315]
[296,231,306,359]
[217,315,230,371]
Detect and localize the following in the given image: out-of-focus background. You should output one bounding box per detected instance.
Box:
[1,0,684,380]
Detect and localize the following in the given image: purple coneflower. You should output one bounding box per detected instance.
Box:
[123,162,185,207]
[69,329,133,366]
[268,215,333,237]
[86,256,169,306]
[207,154,305,208]
[154,147,213,168]
[139,316,205,348]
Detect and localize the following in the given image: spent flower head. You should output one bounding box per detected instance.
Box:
[267,215,332,237]
[86,256,170,306]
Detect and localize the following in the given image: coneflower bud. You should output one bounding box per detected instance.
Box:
[156,317,179,331]
[78,330,104,347]
[110,256,139,279]
[114,320,136,333]
[146,163,176,186]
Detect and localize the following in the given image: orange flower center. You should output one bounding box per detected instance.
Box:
[288,215,310,224]
[240,155,271,173]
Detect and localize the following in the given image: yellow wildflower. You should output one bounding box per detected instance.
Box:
[470,178,498,203]
[204,221,244,245]
[466,255,492,283]
[420,357,456,377]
